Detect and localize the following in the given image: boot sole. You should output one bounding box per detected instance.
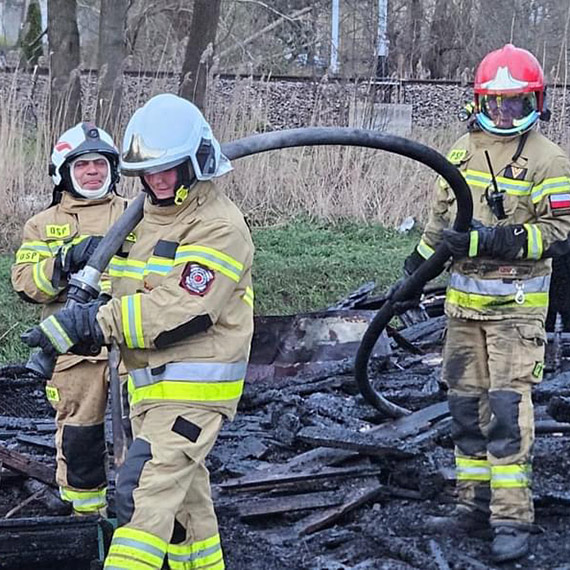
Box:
[491,543,529,563]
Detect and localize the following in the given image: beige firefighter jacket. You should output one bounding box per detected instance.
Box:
[11,192,128,368]
[96,182,254,420]
[415,128,570,322]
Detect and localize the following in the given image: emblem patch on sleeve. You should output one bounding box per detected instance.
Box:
[549,194,570,216]
[180,263,215,295]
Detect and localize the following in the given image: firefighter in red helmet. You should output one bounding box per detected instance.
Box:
[403,44,570,562]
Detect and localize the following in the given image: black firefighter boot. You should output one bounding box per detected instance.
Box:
[491,526,530,563]
[423,505,490,536]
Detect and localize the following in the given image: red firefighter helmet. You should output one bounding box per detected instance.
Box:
[474,44,544,136]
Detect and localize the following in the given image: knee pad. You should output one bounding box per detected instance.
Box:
[116,437,152,526]
[488,390,522,458]
[449,394,487,456]
[62,423,106,488]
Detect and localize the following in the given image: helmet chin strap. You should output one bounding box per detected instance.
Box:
[142,161,196,207]
[69,154,112,199]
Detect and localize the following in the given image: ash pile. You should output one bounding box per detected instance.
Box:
[2,287,570,569]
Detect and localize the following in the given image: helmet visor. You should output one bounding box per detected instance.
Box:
[477,93,539,135]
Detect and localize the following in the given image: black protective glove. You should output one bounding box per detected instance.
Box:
[52,236,103,286]
[22,297,108,356]
[443,224,527,260]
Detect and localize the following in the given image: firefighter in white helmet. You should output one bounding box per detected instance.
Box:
[12,122,127,515]
[402,44,570,562]
[23,94,254,569]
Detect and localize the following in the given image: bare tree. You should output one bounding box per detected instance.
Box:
[179,0,222,109]
[48,0,82,132]
[96,0,128,134]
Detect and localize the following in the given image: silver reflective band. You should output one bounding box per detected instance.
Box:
[113,537,165,560]
[129,361,248,388]
[168,543,222,563]
[457,467,490,476]
[449,273,550,296]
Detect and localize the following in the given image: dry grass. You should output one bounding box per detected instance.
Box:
[0,72,462,252]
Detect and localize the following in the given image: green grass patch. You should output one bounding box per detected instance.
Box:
[0,219,417,363]
[252,218,418,314]
[0,255,41,363]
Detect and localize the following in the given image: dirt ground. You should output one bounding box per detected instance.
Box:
[2,321,570,570]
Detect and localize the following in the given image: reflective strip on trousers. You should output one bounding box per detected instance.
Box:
[168,533,224,569]
[456,456,491,482]
[524,224,543,260]
[60,486,107,512]
[105,527,167,569]
[40,315,73,353]
[491,464,531,489]
[417,238,435,260]
[128,361,247,405]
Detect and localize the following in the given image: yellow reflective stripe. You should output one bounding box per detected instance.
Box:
[167,534,224,569]
[176,246,243,282]
[468,231,479,257]
[19,241,53,256]
[104,554,154,570]
[524,224,543,260]
[15,249,41,264]
[100,279,112,293]
[107,527,167,568]
[129,380,244,406]
[60,487,107,511]
[416,238,435,260]
[446,289,548,310]
[121,294,145,348]
[531,176,570,203]
[33,259,59,296]
[242,286,254,308]
[455,456,491,481]
[491,464,531,488]
[40,315,73,353]
[45,385,59,402]
[464,170,533,195]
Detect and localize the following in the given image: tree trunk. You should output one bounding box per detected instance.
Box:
[96,0,128,135]
[48,0,82,133]
[179,0,222,110]
[408,0,422,76]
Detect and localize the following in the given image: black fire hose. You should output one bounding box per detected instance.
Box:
[23,127,472,387]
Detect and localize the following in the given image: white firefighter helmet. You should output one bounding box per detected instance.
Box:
[120,93,232,180]
[50,123,120,199]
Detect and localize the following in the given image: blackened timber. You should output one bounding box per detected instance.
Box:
[237,490,343,519]
[298,479,385,535]
[219,466,382,491]
[0,444,56,487]
[0,515,98,568]
[297,425,415,458]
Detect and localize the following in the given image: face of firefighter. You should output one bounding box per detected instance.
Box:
[479,93,537,131]
[72,156,109,190]
[143,167,178,201]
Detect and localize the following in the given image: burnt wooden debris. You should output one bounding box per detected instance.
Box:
[2,288,570,569]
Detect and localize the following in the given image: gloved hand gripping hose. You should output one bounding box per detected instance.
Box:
[23,128,472,396]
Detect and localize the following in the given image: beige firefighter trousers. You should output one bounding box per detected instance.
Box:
[46,357,109,514]
[442,317,545,527]
[104,405,225,570]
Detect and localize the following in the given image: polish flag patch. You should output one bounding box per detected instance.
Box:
[550,194,570,210]
[180,263,214,296]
